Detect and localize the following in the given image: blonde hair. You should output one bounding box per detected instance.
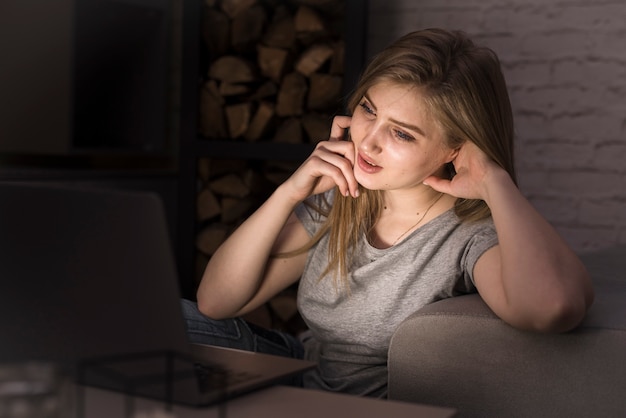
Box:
[287,29,516,289]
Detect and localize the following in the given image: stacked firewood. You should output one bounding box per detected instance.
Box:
[198,0,347,143]
[194,0,347,332]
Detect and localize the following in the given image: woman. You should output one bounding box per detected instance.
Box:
[182,28,594,398]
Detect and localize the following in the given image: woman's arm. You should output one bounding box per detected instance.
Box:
[196,186,308,319]
[425,142,594,333]
[196,116,358,319]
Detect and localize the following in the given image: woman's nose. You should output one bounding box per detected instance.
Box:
[359,128,382,154]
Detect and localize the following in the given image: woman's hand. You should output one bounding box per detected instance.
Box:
[423,140,506,202]
[282,116,359,203]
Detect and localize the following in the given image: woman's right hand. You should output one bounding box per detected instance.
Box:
[282,116,360,203]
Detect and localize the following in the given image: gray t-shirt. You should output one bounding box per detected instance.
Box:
[294,192,498,398]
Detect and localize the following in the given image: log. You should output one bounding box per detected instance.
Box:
[276,72,307,116]
[199,80,227,138]
[257,45,290,82]
[225,102,252,138]
[201,8,230,57]
[197,158,211,183]
[295,43,334,76]
[330,40,345,75]
[302,112,332,143]
[219,82,250,96]
[197,188,221,221]
[244,101,275,142]
[208,55,256,83]
[196,224,230,256]
[273,118,303,144]
[209,173,250,198]
[294,5,325,34]
[220,0,257,19]
[250,81,278,100]
[231,4,267,52]
[221,196,255,224]
[307,73,342,110]
[262,15,296,49]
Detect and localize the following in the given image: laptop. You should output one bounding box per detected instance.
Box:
[0,181,315,407]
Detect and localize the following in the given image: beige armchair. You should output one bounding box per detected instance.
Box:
[388,245,626,417]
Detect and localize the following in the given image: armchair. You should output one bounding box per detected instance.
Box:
[388,245,626,417]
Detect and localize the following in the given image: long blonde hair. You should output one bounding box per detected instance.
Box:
[289,29,516,289]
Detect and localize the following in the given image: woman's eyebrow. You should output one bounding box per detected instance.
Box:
[364,92,427,137]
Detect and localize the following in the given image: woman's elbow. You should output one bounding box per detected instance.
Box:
[532,282,594,333]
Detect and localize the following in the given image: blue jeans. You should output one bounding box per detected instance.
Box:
[180,299,305,360]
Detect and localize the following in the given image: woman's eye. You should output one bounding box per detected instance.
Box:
[359,101,375,116]
[395,129,414,141]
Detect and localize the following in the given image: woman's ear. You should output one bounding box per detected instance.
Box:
[445,146,461,164]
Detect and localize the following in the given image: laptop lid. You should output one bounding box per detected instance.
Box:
[0,182,191,366]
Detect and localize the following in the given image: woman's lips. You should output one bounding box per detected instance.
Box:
[357,153,383,174]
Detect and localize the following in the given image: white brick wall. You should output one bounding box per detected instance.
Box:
[366,0,626,254]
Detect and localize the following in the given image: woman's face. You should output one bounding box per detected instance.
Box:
[350,80,457,191]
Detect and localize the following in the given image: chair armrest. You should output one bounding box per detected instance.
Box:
[388,286,626,418]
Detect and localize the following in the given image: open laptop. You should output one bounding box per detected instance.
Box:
[0,181,315,407]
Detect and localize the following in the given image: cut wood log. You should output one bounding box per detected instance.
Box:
[257,45,290,82]
[302,112,332,143]
[330,39,345,75]
[220,196,255,223]
[225,102,252,138]
[196,224,230,256]
[201,8,230,57]
[295,43,334,76]
[197,188,221,221]
[219,82,250,96]
[294,5,325,34]
[195,252,209,285]
[307,73,342,110]
[244,101,275,142]
[231,4,267,52]
[273,118,303,144]
[220,0,257,19]
[276,72,307,116]
[209,173,250,198]
[250,81,278,101]
[208,55,256,83]
[262,15,296,49]
[197,158,211,183]
[199,80,227,138]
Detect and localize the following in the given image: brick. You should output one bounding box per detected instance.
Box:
[556,225,619,254]
[514,112,549,142]
[520,30,593,58]
[578,198,624,227]
[593,144,626,172]
[548,171,624,197]
[520,141,593,170]
[551,114,621,143]
[529,195,578,224]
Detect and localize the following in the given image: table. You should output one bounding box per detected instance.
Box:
[81,384,457,418]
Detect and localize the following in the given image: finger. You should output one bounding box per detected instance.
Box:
[423,176,452,195]
[329,116,352,142]
[315,141,358,196]
[319,149,359,197]
[305,154,354,197]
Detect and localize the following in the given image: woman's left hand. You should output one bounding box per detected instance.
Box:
[423,141,506,202]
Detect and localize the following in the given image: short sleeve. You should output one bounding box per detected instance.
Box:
[461,220,499,284]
